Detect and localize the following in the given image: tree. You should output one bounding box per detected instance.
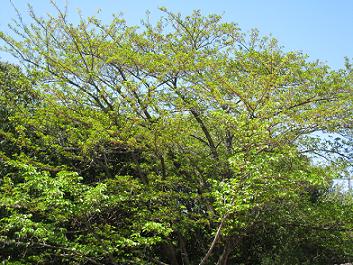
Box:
[0,5,353,265]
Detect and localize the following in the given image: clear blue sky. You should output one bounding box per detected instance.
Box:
[1,0,353,69]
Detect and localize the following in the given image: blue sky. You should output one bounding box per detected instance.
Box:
[0,0,353,69]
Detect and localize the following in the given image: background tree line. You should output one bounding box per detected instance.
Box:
[0,4,353,265]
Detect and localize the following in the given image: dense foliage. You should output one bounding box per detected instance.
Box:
[0,5,353,265]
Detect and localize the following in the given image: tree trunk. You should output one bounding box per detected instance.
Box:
[199,214,228,265]
[178,234,190,265]
[216,242,232,265]
[161,242,179,265]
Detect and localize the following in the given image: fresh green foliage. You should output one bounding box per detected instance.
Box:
[0,5,352,265]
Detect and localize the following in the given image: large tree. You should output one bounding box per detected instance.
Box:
[0,5,353,265]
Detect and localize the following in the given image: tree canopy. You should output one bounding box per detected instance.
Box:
[0,5,353,265]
